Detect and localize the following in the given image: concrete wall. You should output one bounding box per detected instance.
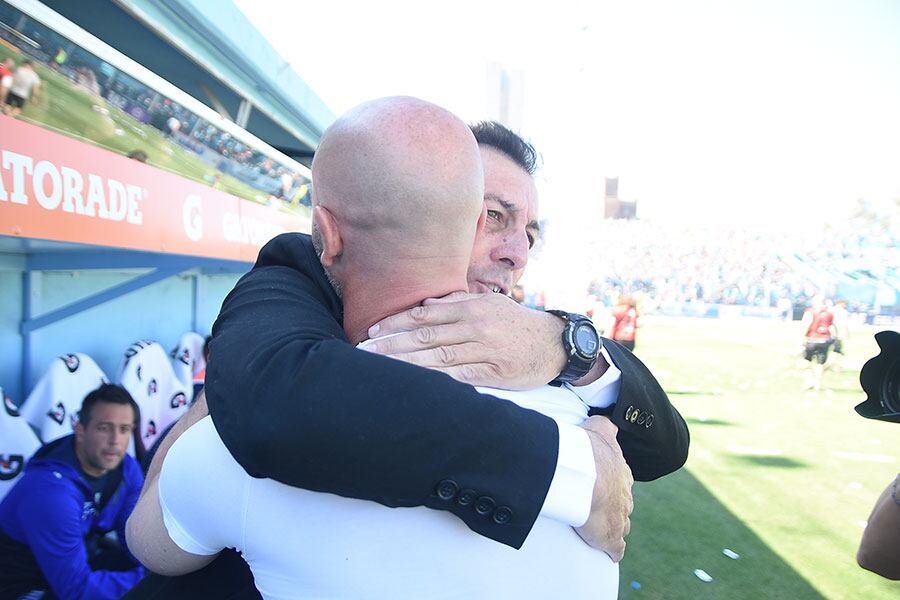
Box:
[0,267,242,404]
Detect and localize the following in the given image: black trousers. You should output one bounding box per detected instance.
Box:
[124,550,260,600]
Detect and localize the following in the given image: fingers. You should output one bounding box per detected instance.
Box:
[422,291,483,305]
[368,302,467,338]
[372,342,489,370]
[582,415,619,437]
[363,324,477,355]
[608,539,626,563]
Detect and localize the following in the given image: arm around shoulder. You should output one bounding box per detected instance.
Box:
[205,236,561,548]
[592,338,689,481]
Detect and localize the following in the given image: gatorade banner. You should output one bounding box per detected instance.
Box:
[0,117,309,262]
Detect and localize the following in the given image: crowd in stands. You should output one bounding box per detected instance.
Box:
[582,205,899,315]
[0,7,309,207]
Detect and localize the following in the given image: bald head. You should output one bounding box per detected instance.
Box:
[311,97,484,281]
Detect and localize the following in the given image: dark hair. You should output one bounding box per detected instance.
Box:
[469,121,538,175]
[203,335,212,361]
[79,384,138,427]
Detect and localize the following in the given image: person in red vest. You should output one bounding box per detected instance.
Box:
[800,296,835,391]
[610,295,639,352]
[0,58,14,106]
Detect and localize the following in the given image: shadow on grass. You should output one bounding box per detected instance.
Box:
[619,469,824,600]
[730,455,809,469]
[685,417,735,427]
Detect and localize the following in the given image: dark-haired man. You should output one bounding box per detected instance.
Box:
[0,384,144,600]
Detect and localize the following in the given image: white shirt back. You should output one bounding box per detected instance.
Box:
[160,385,617,600]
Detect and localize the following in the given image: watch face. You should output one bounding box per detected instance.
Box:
[574,322,599,357]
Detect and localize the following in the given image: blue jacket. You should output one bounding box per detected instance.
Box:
[0,435,144,600]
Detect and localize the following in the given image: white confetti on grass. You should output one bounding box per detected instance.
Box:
[832,451,896,464]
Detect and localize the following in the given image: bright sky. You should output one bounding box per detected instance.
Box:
[234,0,899,299]
[235,0,900,223]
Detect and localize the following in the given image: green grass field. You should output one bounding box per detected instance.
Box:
[0,45,309,221]
[618,316,899,599]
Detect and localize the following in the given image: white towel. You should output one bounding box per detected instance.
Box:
[170,332,206,390]
[18,353,108,443]
[0,387,42,503]
[119,341,190,451]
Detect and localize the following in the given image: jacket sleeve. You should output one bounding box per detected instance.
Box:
[589,338,690,481]
[205,236,559,549]
[15,479,143,600]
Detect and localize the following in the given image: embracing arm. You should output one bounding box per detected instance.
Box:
[204,234,560,549]
[367,292,689,481]
[127,396,213,574]
[591,339,689,481]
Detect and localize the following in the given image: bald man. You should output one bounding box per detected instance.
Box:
[127,98,628,598]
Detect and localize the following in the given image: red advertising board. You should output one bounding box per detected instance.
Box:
[0,117,309,262]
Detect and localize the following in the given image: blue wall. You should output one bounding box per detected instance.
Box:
[0,267,242,404]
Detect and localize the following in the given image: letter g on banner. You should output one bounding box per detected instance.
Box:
[183,194,203,241]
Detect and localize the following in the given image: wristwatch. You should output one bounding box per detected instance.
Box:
[547,310,601,383]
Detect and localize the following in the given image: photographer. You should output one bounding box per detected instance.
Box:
[854,330,900,580]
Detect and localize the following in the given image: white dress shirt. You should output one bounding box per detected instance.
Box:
[159,376,620,599]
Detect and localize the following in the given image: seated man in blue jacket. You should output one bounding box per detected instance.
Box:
[0,383,144,600]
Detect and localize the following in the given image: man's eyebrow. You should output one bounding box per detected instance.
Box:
[485,194,520,212]
[485,194,540,234]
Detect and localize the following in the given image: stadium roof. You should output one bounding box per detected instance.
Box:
[39,0,335,162]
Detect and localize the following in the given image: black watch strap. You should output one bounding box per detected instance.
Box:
[547,310,601,384]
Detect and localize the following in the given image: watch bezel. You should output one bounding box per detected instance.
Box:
[570,320,601,361]
[548,310,602,384]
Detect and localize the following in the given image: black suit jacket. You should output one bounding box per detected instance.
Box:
[206,233,688,549]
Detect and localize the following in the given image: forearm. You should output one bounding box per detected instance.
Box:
[592,339,689,481]
[127,473,215,576]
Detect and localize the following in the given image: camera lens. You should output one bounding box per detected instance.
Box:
[881,355,900,414]
[857,330,900,423]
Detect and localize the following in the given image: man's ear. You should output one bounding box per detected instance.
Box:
[74,421,85,444]
[313,206,343,268]
[475,201,488,238]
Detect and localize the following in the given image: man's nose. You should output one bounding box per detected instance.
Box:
[113,430,129,447]
[494,233,529,270]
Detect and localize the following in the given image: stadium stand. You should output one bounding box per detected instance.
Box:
[583,209,899,319]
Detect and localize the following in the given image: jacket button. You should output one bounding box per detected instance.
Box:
[492,506,513,525]
[457,489,477,506]
[625,406,634,420]
[645,414,654,428]
[630,409,639,423]
[637,413,646,425]
[436,479,459,501]
[475,496,496,516]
